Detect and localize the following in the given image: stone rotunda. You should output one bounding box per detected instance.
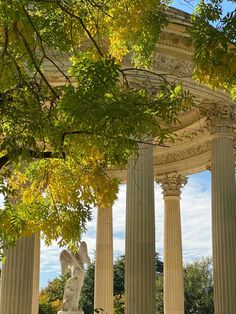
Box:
[0,8,235,314]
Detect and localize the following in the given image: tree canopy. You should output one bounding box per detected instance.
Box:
[39,254,164,314]
[0,0,192,251]
[38,256,213,314]
[0,0,234,251]
[191,0,236,98]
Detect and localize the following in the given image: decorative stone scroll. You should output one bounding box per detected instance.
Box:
[158,174,188,197]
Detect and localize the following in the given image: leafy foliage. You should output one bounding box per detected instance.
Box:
[39,256,213,314]
[156,257,214,314]
[114,256,125,296]
[184,258,213,314]
[114,294,125,314]
[0,0,194,251]
[80,262,95,314]
[190,0,236,98]
[156,273,164,313]
[39,273,69,314]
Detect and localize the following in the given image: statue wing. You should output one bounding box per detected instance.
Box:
[60,249,73,275]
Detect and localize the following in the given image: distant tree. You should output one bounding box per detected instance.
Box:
[39,256,213,314]
[114,256,125,296]
[39,254,163,313]
[39,254,214,314]
[156,253,164,274]
[156,273,164,313]
[155,257,214,314]
[38,302,53,314]
[113,254,163,296]
[80,256,127,314]
[38,263,95,314]
[80,263,95,314]
[39,273,69,314]
[114,294,125,314]
[184,258,214,314]
[113,254,163,314]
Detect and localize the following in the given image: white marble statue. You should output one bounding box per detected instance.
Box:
[58,241,90,314]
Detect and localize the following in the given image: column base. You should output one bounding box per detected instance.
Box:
[58,311,84,314]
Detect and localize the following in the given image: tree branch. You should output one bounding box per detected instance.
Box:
[1,26,9,57]
[21,4,71,84]
[121,67,171,85]
[56,2,104,58]
[13,23,58,97]
[0,150,62,170]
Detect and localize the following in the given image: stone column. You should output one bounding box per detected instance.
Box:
[158,175,187,314]
[0,235,40,314]
[210,108,236,314]
[94,206,113,314]
[125,142,156,314]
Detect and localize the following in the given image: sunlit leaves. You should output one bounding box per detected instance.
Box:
[190,0,236,98]
[103,0,168,65]
[0,153,119,248]
[69,53,120,92]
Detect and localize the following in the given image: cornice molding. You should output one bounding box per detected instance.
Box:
[159,32,193,53]
[154,142,210,166]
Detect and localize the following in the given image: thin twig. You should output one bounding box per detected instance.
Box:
[121,67,170,85]
[1,26,9,57]
[22,4,71,84]
[56,2,104,57]
[13,23,57,97]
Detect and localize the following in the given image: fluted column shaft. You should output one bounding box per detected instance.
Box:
[0,235,40,314]
[125,142,156,314]
[211,110,236,314]
[94,206,113,314]
[159,175,187,314]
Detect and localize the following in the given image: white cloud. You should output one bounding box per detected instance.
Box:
[40,171,212,287]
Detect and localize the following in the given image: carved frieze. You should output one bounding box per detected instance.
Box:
[163,123,208,146]
[159,32,193,51]
[153,54,193,76]
[155,142,210,165]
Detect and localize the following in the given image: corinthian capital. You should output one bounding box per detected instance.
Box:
[206,105,235,136]
[157,174,188,197]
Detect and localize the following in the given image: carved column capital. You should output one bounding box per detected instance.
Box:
[206,105,235,138]
[157,174,188,197]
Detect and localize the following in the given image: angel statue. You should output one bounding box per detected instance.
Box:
[58,241,91,314]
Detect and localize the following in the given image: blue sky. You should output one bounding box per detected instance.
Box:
[172,0,235,15]
[40,170,212,288]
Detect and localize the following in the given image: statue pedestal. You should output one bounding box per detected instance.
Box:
[58,311,84,314]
